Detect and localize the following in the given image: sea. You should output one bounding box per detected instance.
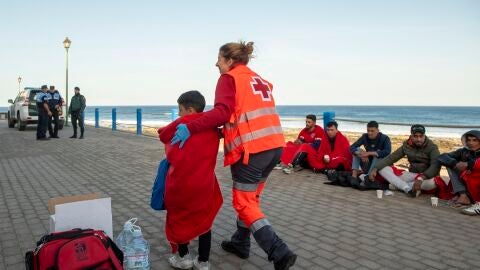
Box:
[2,106,479,138]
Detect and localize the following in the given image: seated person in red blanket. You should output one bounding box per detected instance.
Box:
[305,121,352,173]
[438,130,480,215]
[280,114,323,171]
[158,90,223,269]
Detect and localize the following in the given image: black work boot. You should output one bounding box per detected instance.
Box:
[79,133,84,139]
[221,226,251,259]
[70,134,77,138]
[252,225,296,270]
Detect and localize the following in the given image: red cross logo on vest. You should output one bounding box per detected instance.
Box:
[250,76,272,101]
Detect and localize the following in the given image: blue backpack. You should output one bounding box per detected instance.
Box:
[150,158,169,210]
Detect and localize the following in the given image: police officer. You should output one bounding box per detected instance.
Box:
[36,85,52,140]
[47,85,63,138]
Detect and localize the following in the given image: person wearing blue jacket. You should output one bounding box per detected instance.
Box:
[47,85,63,138]
[349,121,391,178]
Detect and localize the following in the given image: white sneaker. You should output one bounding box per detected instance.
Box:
[193,256,210,270]
[461,202,480,216]
[168,253,194,269]
[282,168,292,174]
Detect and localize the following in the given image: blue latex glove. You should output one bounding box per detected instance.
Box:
[170,124,190,148]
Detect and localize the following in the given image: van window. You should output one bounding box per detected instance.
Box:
[30,90,40,102]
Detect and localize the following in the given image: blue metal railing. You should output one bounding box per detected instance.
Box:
[94,107,337,135]
[136,108,142,135]
[93,107,179,136]
[112,108,117,131]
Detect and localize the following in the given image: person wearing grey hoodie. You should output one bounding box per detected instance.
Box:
[438,130,480,215]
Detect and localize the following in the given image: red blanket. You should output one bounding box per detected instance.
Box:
[306,131,352,170]
[280,142,313,165]
[158,113,223,251]
[298,125,324,143]
[280,125,323,165]
[462,158,480,202]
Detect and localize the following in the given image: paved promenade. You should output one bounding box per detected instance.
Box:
[1,121,479,269]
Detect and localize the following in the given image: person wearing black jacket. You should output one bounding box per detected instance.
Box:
[47,85,63,138]
[438,130,480,209]
[349,121,391,178]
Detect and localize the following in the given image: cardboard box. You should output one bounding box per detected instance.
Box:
[48,193,113,238]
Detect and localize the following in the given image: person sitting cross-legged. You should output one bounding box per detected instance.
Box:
[370,124,443,197]
[438,130,480,215]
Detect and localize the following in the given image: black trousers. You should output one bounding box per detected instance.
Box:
[36,111,48,139]
[48,110,60,137]
[71,111,84,136]
[178,230,211,262]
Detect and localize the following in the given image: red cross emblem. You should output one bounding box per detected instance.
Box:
[250,76,272,101]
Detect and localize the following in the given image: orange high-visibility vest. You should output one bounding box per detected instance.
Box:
[223,65,285,166]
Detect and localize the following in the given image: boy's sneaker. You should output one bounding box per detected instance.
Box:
[461,202,480,216]
[193,256,210,270]
[282,168,292,174]
[168,253,194,269]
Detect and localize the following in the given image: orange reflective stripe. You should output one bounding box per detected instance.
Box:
[238,107,278,124]
[240,125,283,143]
[250,218,271,233]
[225,125,283,154]
[233,181,259,192]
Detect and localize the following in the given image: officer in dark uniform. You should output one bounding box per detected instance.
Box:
[47,85,63,138]
[36,85,52,140]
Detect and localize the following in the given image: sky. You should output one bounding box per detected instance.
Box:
[1,0,479,107]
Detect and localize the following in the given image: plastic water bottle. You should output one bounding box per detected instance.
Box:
[123,228,150,270]
[115,218,137,253]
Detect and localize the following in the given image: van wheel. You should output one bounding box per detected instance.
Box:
[8,112,15,128]
[17,112,26,131]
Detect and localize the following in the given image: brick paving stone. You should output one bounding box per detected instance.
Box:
[2,121,480,269]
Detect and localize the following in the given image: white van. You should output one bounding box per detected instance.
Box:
[7,87,65,131]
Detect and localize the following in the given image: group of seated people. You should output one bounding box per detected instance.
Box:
[279,115,480,216]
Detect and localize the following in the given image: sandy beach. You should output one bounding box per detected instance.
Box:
[138,125,462,153]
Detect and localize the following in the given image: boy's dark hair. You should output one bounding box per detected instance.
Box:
[326,121,338,129]
[177,90,206,113]
[367,121,379,129]
[306,114,316,122]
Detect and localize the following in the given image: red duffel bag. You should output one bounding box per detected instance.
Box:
[25,228,123,270]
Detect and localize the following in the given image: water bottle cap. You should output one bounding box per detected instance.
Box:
[132,229,142,237]
[123,218,138,230]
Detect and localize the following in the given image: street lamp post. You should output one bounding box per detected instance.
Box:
[63,37,71,126]
[17,76,22,93]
